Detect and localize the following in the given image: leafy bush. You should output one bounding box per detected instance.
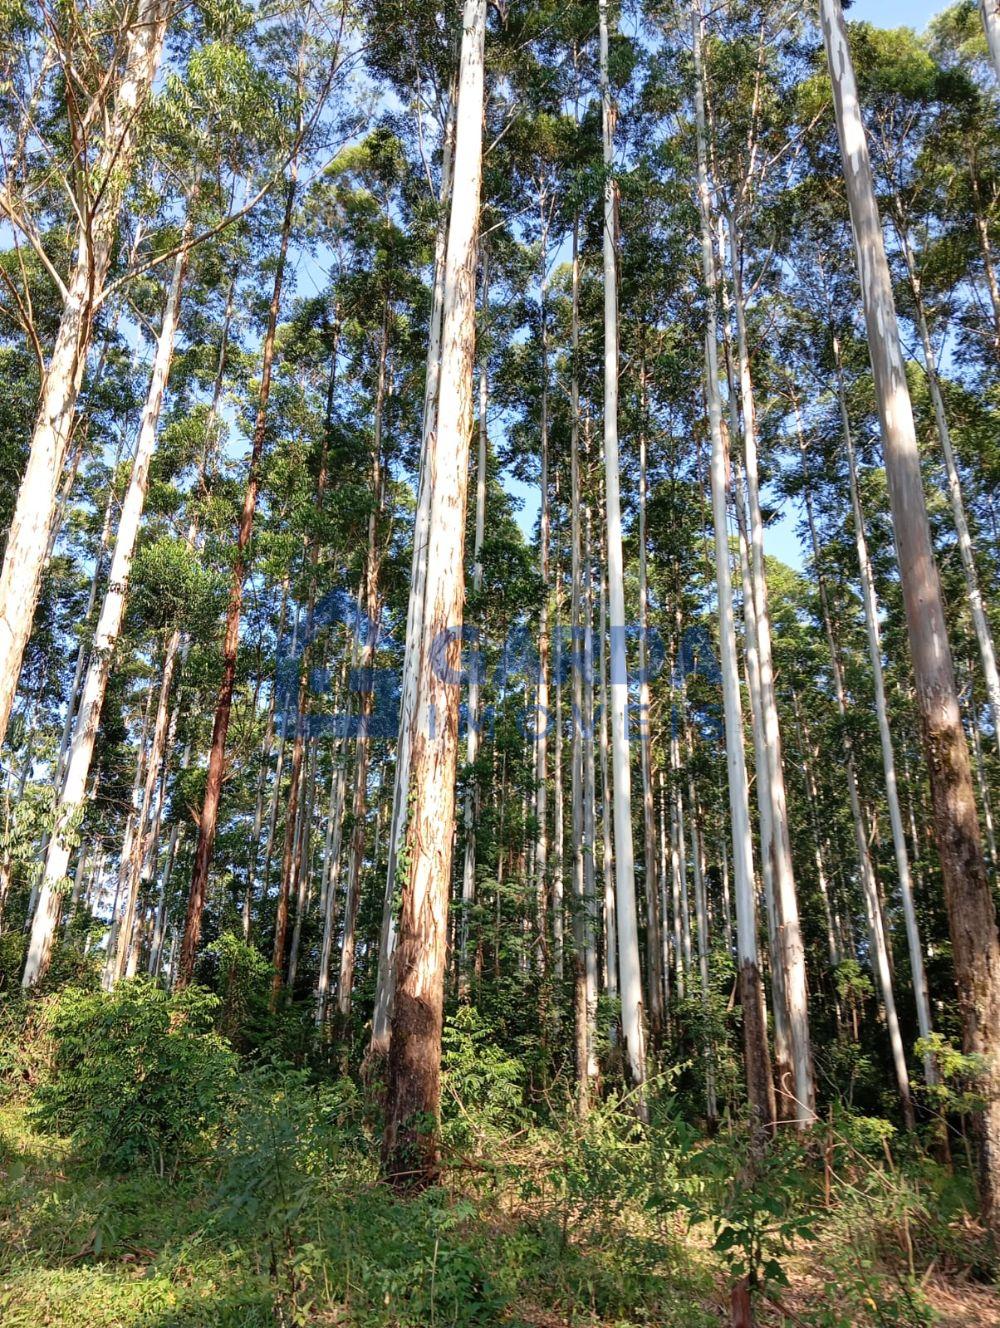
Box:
[206,931,274,1049]
[32,979,237,1172]
[441,1004,528,1149]
[215,1063,507,1326]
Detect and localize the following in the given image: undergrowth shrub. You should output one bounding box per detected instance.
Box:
[32,979,237,1173]
[441,1004,528,1149]
[215,1062,507,1326]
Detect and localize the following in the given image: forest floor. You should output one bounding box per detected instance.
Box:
[2,1098,997,1328]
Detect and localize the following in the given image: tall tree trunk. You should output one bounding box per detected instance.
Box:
[895,230,1000,759]
[337,340,387,1018]
[0,0,171,751]
[798,424,914,1127]
[56,478,118,783]
[178,165,298,986]
[598,569,617,1009]
[113,629,181,986]
[726,217,815,1124]
[370,76,458,1059]
[821,0,999,1225]
[981,1,1000,84]
[459,242,489,994]
[315,645,353,1023]
[552,539,566,984]
[381,0,485,1184]
[534,216,551,978]
[734,483,792,1115]
[103,681,154,985]
[836,336,935,1081]
[599,0,645,1106]
[637,357,663,1039]
[569,216,592,1105]
[692,0,774,1136]
[23,235,188,989]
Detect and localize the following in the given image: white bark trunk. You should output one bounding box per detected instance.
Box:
[692,0,774,1132]
[821,9,999,1192]
[24,240,186,988]
[598,569,617,1008]
[382,0,484,1179]
[799,427,914,1126]
[370,79,457,1057]
[981,1,1000,84]
[637,390,663,1034]
[837,340,935,1079]
[599,0,645,1104]
[726,218,814,1123]
[0,0,170,749]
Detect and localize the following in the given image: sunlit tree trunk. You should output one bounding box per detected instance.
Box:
[734,493,792,1114]
[798,423,914,1126]
[599,0,645,1106]
[370,76,458,1060]
[980,1,1000,84]
[23,237,188,989]
[692,0,774,1135]
[381,0,485,1184]
[598,569,617,1011]
[0,0,171,751]
[822,0,999,1221]
[726,217,814,1125]
[113,629,181,986]
[836,338,935,1081]
[895,232,1000,760]
[103,682,154,986]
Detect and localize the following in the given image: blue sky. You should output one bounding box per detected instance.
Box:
[849,1,941,30]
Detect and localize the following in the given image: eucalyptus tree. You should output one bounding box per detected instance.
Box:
[178,12,350,984]
[599,0,646,1107]
[0,0,173,751]
[690,0,775,1135]
[365,1,461,1059]
[819,0,1000,1234]
[701,0,817,1124]
[381,0,486,1185]
[21,11,285,987]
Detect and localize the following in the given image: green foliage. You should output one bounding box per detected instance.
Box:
[32,981,237,1172]
[441,1004,528,1148]
[205,931,273,1047]
[915,1032,990,1116]
[673,1130,815,1295]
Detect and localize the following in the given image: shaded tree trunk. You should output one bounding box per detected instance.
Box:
[178,164,298,986]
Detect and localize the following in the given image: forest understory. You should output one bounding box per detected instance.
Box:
[0,983,997,1328]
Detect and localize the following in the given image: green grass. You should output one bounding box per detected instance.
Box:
[0,1103,719,1327]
